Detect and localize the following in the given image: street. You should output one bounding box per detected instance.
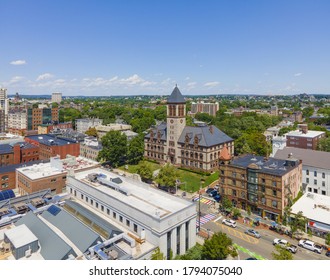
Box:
[193,195,329,260]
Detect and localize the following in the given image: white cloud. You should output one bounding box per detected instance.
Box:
[10,60,26,65]
[204,81,220,88]
[36,73,54,81]
[8,76,26,84]
[294,73,303,77]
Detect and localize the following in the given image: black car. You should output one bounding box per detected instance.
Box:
[326,249,330,257]
[206,188,214,194]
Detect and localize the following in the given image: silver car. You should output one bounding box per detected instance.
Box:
[244,229,261,238]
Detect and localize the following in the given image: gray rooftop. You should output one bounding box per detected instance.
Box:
[64,200,123,239]
[230,154,301,176]
[167,86,186,104]
[26,134,77,146]
[15,212,76,260]
[274,147,330,170]
[178,125,233,147]
[144,122,167,141]
[41,206,102,253]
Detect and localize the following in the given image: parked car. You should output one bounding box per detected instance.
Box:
[213,194,221,203]
[222,219,237,228]
[326,249,330,257]
[206,187,214,194]
[245,229,261,238]
[298,239,323,254]
[209,190,218,197]
[273,238,297,254]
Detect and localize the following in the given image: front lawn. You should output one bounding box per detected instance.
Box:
[119,161,219,193]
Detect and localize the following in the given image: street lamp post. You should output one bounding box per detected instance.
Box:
[198,178,205,233]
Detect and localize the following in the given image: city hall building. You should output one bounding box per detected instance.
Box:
[144,86,234,172]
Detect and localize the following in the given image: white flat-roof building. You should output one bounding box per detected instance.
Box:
[66,167,197,259]
[291,192,330,234]
[274,147,330,196]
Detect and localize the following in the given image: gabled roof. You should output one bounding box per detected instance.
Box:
[145,122,167,141]
[219,144,231,161]
[167,86,186,104]
[41,207,102,253]
[15,212,76,260]
[178,125,233,147]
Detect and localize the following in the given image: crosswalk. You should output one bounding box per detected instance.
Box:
[196,213,217,227]
[192,196,214,205]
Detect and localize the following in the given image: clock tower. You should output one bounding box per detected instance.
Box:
[166,85,186,164]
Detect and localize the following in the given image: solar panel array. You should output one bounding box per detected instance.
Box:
[47,205,61,216]
[0,189,15,201]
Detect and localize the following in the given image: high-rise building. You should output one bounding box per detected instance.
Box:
[190,101,219,116]
[0,88,9,132]
[51,92,62,103]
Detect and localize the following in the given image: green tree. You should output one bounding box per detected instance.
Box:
[232,208,242,219]
[287,210,307,238]
[151,247,165,260]
[136,161,153,182]
[127,135,144,164]
[201,232,237,260]
[97,130,128,167]
[325,233,330,246]
[317,137,330,152]
[175,244,203,260]
[272,245,293,260]
[155,164,179,188]
[302,107,314,118]
[221,195,233,211]
[85,127,98,137]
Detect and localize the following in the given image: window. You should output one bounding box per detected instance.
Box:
[306,178,309,184]
[232,190,237,196]
[119,216,123,223]
[314,171,317,177]
[134,223,138,233]
[306,170,309,175]
[322,181,325,187]
[90,199,93,206]
[101,205,104,211]
[272,200,277,208]
[313,189,318,194]
[308,187,312,192]
[113,212,116,219]
[262,178,265,184]
[314,179,317,185]
[81,194,84,199]
[107,208,110,215]
[273,190,277,197]
[322,191,326,195]
[322,173,325,179]
[95,202,99,208]
[261,186,265,192]
[51,178,57,182]
[126,219,130,227]
[74,190,76,197]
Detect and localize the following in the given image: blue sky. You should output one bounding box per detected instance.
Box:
[1,0,330,96]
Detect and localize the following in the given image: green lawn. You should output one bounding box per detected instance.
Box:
[119,161,219,193]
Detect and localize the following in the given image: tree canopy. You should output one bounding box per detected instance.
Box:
[155,164,179,188]
[201,232,237,260]
[136,161,153,182]
[97,130,128,167]
[272,245,293,260]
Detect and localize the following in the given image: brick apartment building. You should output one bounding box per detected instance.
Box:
[285,124,326,150]
[219,147,302,220]
[0,142,39,167]
[25,134,80,159]
[16,156,99,195]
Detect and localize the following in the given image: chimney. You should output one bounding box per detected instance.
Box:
[13,144,21,164]
[209,125,214,134]
[299,124,308,134]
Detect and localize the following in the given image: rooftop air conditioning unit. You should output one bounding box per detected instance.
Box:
[25,248,32,258]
